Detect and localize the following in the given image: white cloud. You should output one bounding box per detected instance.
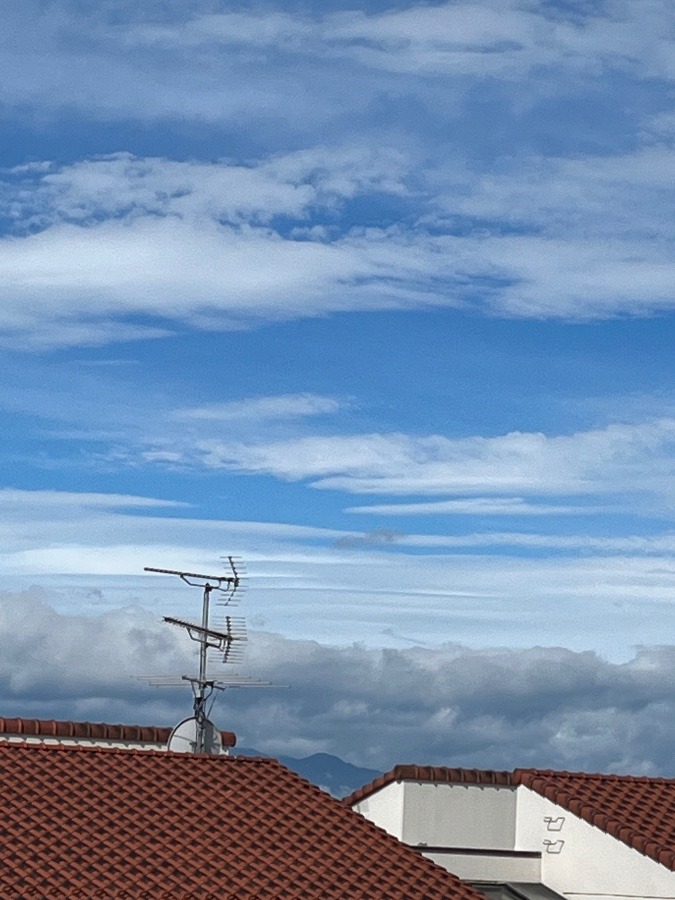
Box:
[0,488,190,510]
[400,532,675,553]
[176,393,344,423]
[0,587,191,695]
[1,151,473,348]
[346,497,603,515]
[5,149,408,229]
[122,1,675,84]
[4,139,675,346]
[178,419,675,507]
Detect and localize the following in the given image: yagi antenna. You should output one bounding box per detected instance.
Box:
[141,557,270,754]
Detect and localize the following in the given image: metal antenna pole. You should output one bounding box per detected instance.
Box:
[193,581,212,754]
[141,561,273,755]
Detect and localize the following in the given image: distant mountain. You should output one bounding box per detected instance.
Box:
[235,748,380,797]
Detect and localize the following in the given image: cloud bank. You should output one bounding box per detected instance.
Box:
[3,588,675,778]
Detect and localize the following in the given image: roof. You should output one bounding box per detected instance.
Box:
[0,742,486,899]
[345,764,675,872]
[0,715,236,747]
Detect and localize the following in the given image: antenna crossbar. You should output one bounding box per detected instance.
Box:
[140,675,272,688]
[163,616,246,651]
[182,675,272,689]
[144,566,239,589]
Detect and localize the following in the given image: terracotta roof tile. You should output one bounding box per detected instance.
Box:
[0,742,486,899]
[0,716,236,747]
[345,764,675,872]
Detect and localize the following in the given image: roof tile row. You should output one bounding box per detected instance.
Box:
[0,716,236,747]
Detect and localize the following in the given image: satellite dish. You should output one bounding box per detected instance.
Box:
[167,716,223,755]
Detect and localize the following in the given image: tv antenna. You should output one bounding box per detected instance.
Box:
[142,557,270,754]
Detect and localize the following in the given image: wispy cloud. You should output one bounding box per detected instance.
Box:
[103,2,675,86]
[2,487,675,662]
[3,149,408,230]
[175,393,344,423]
[1,0,675,348]
[3,138,675,349]
[346,497,604,516]
[173,419,675,509]
[0,488,190,510]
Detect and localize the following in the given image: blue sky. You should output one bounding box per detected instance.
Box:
[2,0,675,771]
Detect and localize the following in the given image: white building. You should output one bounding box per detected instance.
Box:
[346,765,675,899]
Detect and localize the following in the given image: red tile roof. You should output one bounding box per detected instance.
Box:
[516,769,675,871]
[0,715,236,747]
[0,742,486,899]
[345,764,675,871]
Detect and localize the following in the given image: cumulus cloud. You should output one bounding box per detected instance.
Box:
[3,588,675,778]
[0,588,191,698]
[242,633,675,776]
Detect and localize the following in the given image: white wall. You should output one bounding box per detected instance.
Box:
[400,782,518,850]
[0,734,166,751]
[424,850,540,883]
[354,780,541,883]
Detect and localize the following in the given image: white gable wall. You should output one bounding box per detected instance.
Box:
[351,780,405,840]
[400,782,541,883]
[516,787,675,899]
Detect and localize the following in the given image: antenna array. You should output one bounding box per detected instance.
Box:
[141,557,269,754]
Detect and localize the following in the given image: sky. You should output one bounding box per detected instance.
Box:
[2,0,675,775]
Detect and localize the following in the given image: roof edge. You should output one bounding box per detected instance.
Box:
[0,717,236,747]
[344,765,515,805]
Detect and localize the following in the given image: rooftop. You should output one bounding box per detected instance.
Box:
[345,764,675,871]
[0,715,237,748]
[0,742,486,898]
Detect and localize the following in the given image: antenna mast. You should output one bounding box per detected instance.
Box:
[143,557,263,754]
